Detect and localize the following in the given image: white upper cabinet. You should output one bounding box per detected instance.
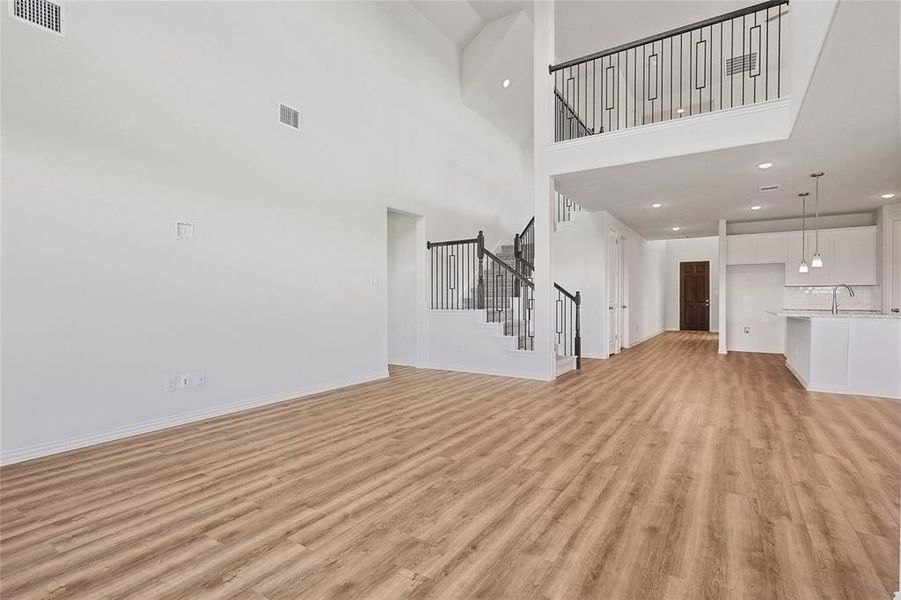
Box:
[726,233,786,265]
[727,226,877,286]
[785,230,834,286]
[756,234,787,264]
[832,227,877,285]
[727,235,757,265]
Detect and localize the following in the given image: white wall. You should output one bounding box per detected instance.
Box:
[387,211,419,366]
[0,2,531,462]
[628,236,667,346]
[551,210,665,358]
[726,264,785,353]
[552,212,606,357]
[664,237,720,332]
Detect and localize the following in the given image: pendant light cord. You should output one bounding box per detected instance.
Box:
[814,177,819,253]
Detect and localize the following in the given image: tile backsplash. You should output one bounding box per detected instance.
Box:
[783,285,881,311]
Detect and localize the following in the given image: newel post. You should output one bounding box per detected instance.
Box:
[574,290,582,370]
[476,230,485,310]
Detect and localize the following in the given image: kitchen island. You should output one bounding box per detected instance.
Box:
[775,310,901,399]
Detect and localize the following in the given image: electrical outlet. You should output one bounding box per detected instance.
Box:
[164,376,177,392]
[743,325,752,335]
[178,373,191,389]
[196,371,206,386]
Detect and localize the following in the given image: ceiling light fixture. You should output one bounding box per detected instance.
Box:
[810,172,824,268]
[798,192,810,274]
[882,192,896,199]
[502,78,511,88]
[757,162,774,169]
[750,205,762,211]
[651,203,662,208]
[672,226,681,231]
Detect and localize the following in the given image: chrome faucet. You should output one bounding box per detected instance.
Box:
[831,284,855,314]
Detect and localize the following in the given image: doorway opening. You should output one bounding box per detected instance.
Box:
[387,209,423,367]
[680,261,710,331]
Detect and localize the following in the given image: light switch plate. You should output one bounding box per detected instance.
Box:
[196,371,206,386]
[178,373,191,389]
[164,376,177,392]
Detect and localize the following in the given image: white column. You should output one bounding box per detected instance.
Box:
[533,0,555,379]
[718,218,728,354]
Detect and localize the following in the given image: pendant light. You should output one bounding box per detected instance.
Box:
[810,172,824,268]
[798,192,809,273]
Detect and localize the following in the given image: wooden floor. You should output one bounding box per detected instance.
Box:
[1,331,899,599]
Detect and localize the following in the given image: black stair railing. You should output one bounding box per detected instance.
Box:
[426,234,481,310]
[556,192,582,224]
[427,227,581,366]
[554,283,582,369]
[428,230,533,350]
[550,0,789,142]
[482,247,535,351]
[513,217,535,283]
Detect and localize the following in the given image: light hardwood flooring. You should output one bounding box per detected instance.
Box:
[1,331,899,599]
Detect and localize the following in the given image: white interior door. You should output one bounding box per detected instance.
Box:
[607,229,620,355]
[893,220,901,313]
[618,234,627,350]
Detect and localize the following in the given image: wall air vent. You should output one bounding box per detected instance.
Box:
[759,184,780,192]
[10,0,65,36]
[279,104,300,130]
[725,53,757,76]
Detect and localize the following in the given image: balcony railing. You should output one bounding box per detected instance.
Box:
[550,0,789,142]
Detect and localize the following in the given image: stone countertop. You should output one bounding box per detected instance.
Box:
[768,309,901,319]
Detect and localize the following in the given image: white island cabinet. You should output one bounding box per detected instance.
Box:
[781,311,901,399]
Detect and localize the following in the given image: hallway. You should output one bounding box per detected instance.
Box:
[1,332,898,599]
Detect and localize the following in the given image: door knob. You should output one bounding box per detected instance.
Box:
[622,305,627,309]
[893,308,900,313]
[608,306,615,311]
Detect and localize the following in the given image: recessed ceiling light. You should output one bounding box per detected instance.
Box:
[671,226,681,231]
[757,162,774,169]
[881,192,896,199]
[651,203,662,208]
[751,205,762,210]
[502,78,511,88]
[676,108,685,114]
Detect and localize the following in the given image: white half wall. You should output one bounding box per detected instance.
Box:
[664,237,720,332]
[0,2,530,462]
[425,311,550,380]
[726,264,786,354]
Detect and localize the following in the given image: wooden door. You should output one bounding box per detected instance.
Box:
[680,261,709,331]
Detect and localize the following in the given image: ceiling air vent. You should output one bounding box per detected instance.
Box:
[726,53,757,76]
[279,104,300,130]
[759,184,779,192]
[10,0,65,36]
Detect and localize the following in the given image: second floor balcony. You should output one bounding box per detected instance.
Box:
[550,0,790,143]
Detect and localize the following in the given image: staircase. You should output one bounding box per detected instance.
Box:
[426,203,582,376]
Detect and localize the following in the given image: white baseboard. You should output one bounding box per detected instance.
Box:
[784,360,809,388]
[627,329,665,348]
[0,370,388,466]
[424,362,553,381]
